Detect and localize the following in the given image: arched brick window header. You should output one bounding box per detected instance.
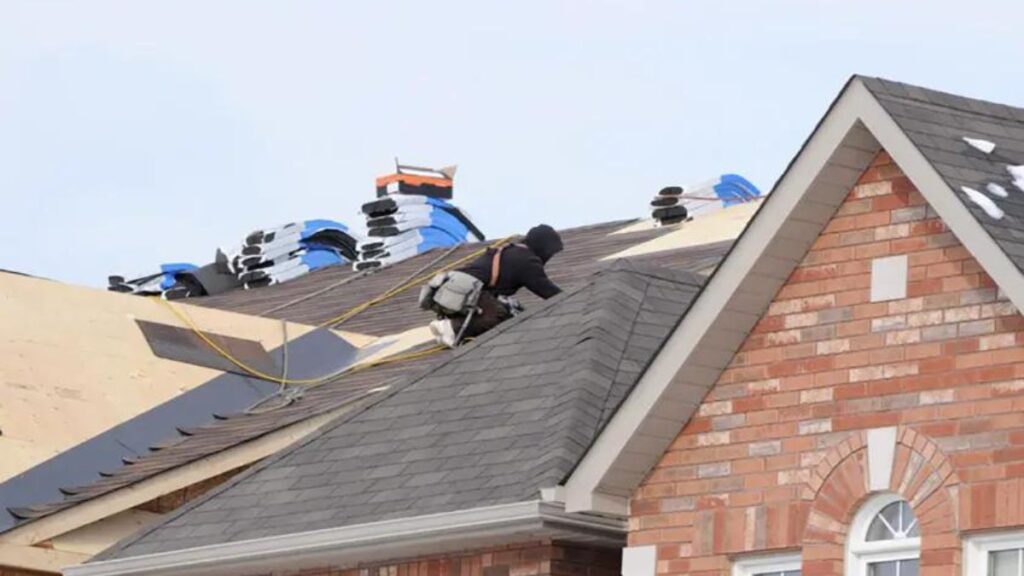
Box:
[801,427,960,576]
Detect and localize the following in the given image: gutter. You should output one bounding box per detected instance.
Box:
[65,501,625,576]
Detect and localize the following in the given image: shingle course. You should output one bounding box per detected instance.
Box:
[103,260,705,558]
[861,76,1024,274]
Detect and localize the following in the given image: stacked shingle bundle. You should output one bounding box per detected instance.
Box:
[109,220,360,299]
[108,257,244,300]
[108,264,200,298]
[224,219,360,289]
[650,174,762,226]
[355,164,485,271]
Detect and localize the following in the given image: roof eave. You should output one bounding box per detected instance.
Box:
[562,76,1024,514]
[64,501,624,576]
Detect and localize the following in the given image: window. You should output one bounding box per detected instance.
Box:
[733,553,801,576]
[964,531,1024,576]
[847,494,920,576]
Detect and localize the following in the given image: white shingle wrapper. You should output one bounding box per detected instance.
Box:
[987,183,1009,198]
[1008,165,1024,193]
[963,137,996,154]
[962,186,1004,220]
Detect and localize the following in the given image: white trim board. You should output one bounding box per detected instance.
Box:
[65,501,624,576]
[563,76,1024,514]
[731,552,802,576]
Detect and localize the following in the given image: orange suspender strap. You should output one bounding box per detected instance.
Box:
[489,245,507,288]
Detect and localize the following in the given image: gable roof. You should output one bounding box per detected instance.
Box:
[561,75,1024,514]
[0,272,361,543]
[83,261,706,573]
[0,216,743,568]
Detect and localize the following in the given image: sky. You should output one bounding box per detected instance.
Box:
[1,1,1023,287]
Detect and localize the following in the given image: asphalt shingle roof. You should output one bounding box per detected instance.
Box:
[861,76,1024,271]
[0,219,734,537]
[193,219,729,335]
[103,260,705,558]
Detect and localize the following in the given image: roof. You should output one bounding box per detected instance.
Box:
[561,75,1024,514]
[858,77,1024,271]
[0,216,743,547]
[100,259,706,559]
[192,219,732,335]
[49,75,1024,576]
[0,272,352,532]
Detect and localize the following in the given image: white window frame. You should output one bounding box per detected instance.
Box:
[964,530,1024,576]
[846,493,921,576]
[732,553,801,576]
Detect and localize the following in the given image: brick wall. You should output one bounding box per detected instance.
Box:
[630,151,1024,575]
[266,541,619,576]
[0,567,49,576]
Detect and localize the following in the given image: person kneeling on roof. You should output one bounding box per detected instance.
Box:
[419,224,564,347]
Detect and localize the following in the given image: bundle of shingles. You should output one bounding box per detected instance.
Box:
[223,219,359,289]
[649,173,761,226]
[109,219,360,299]
[354,164,485,271]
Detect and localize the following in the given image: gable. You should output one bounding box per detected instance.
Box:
[630,149,1024,565]
[563,76,1024,515]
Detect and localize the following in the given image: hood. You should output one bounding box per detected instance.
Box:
[524,224,563,264]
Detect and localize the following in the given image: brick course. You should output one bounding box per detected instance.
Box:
[631,151,1024,575]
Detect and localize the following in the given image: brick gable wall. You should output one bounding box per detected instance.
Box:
[251,541,619,576]
[630,151,1024,575]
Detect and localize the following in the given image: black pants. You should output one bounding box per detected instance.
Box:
[451,291,512,339]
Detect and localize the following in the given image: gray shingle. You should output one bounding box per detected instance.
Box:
[104,260,705,559]
[861,76,1024,274]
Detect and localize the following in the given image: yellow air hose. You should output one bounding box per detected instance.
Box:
[156,236,516,387]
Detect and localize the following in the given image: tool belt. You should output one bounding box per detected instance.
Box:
[418,246,506,316]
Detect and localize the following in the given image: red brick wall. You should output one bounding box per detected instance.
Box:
[0,567,49,576]
[266,541,619,576]
[630,151,1024,575]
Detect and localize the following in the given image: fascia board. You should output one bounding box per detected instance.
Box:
[64,502,624,576]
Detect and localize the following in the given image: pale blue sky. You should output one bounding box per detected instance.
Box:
[2,1,1022,286]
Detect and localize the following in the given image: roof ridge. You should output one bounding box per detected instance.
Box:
[858,75,1024,125]
[522,269,655,493]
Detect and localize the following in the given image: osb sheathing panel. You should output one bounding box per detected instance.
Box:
[48,509,161,556]
[605,201,761,258]
[0,272,366,483]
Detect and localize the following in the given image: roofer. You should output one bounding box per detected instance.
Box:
[420,224,564,347]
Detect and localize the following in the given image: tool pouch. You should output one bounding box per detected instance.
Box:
[419,271,484,316]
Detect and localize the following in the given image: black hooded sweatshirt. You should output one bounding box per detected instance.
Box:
[460,224,563,299]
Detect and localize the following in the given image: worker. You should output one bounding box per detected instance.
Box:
[420,224,564,347]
